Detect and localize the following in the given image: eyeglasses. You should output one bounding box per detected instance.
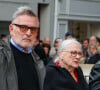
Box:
[55,41,58,43]
[62,50,82,57]
[12,23,38,34]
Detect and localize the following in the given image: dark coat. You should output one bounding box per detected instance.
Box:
[89,61,100,90]
[85,53,100,64]
[43,61,89,90]
[34,44,47,65]
[0,39,45,90]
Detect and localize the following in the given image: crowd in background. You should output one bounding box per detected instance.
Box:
[28,31,100,65]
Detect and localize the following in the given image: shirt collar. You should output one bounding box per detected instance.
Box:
[10,38,33,53]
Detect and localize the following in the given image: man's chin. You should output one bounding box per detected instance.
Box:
[21,44,33,48]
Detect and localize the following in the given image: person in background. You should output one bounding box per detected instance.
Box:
[43,37,51,46]
[34,37,47,66]
[0,34,7,42]
[65,31,73,39]
[39,40,43,46]
[89,36,100,54]
[43,39,89,90]
[80,38,89,63]
[49,38,62,59]
[0,6,45,90]
[42,43,52,65]
[82,38,89,58]
[89,61,100,90]
[85,43,100,64]
[89,36,97,45]
[96,37,100,54]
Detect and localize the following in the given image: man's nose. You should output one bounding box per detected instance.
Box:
[26,29,32,35]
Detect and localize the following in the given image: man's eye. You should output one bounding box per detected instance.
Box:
[21,26,26,28]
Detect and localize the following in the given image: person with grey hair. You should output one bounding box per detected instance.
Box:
[0,6,45,90]
[43,39,89,90]
[89,36,97,45]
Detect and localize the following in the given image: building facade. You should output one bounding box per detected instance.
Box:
[0,0,100,43]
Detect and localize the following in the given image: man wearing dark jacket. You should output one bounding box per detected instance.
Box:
[0,6,45,90]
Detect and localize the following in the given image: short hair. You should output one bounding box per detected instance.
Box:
[83,38,89,43]
[53,39,82,63]
[42,43,51,51]
[12,6,38,24]
[58,39,82,52]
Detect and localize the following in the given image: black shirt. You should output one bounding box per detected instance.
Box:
[10,43,39,90]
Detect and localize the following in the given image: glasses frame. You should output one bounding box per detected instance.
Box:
[62,50,82,57]
[12,23,38,34]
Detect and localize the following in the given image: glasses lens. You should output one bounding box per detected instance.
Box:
[71,51,77,57]
[71,51,82,57]
[78,52,82,56]
[30,27,38,34]
[20,26,28,33]
[13,23,38,34]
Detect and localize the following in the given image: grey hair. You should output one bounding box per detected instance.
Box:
[12,6,39,26]
[53,39,82,63]
[58,39,82,52]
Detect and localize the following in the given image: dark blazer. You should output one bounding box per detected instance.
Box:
[43,61,89,90]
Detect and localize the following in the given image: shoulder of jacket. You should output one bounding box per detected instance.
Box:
[0,40,10,48]
[32,50,40,60]
[93,61,100,69]
[96,61,100,64]
[0,41,6,50]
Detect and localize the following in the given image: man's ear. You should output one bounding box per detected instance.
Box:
[9,24,13,32]
[9,24,14,35]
